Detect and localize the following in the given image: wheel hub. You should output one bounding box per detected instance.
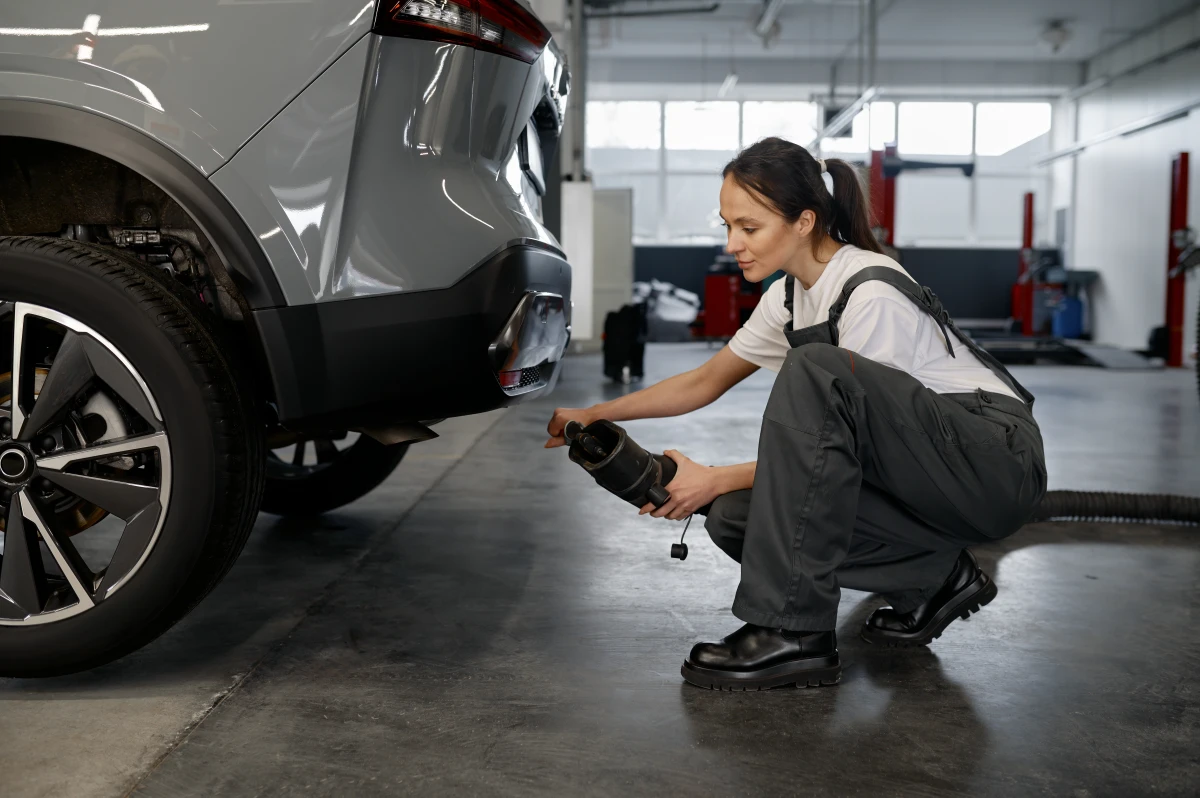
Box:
[0,445,31,482]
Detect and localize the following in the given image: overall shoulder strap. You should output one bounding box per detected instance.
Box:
[784,275,795,332]
[826,266,956,356]
[828,266,1036,404]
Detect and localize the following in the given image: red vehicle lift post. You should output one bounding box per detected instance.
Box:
[1013,192,1036,336]
[1166,152,1190,368]
[869,146,897,247]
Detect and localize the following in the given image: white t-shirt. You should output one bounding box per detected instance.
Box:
[728,245,1021,400]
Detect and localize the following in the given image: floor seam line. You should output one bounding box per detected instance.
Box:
[121,412,508,796]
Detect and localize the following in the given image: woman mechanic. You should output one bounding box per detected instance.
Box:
[546,138,1047,691]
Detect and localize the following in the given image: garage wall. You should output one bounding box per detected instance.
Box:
[1068,46,1200,356]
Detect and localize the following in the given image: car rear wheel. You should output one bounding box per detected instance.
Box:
[262,433,408,516]
[0,237,263,677]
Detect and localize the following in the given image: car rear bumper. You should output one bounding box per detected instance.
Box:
[252,240,571,428]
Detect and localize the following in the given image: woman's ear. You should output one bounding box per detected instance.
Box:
[793,209,817,238]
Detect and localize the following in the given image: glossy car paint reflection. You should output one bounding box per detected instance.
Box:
[0,0,373,173]
[0,1,567,306]
[215,35,560,303]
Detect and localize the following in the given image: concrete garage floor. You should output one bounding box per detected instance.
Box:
[3,344,1198,797]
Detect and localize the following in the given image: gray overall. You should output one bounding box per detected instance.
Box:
[705,266,1047,631]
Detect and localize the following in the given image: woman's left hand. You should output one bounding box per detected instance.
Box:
[640,450,722,521]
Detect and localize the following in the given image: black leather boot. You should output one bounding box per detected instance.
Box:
[861,549,998,647]
[681,623,841,691]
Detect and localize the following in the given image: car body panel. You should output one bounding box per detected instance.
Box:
[0,0,373,174]
[0,0,572,424]
[213,34,560,305]
[209,36,372,305]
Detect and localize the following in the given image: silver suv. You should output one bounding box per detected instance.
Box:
[0,0,572,676]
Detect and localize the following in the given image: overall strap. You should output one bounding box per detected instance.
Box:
[827,266,956,356]
[784,275,795,332]
[824,266,1037,405]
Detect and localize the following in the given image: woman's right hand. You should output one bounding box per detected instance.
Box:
[545,407,596,448]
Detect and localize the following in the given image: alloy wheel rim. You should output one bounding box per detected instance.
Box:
[0,301,170,626]
[267,433,360,480]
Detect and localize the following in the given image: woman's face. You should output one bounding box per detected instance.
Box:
[719,174,815,283]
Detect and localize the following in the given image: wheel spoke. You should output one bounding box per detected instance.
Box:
[0,301,170,624]
[39,470,159,520]
[77,335,159,429]
[18,492,95,611]
[37,432,168,472]
[314,438,339,464]
[97,501,161,597]
[0,494,48,614]
[292,440,307,466]
[10,302,29,439]
[19,331,94,441]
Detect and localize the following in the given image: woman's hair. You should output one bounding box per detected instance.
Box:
[722,137,882,256]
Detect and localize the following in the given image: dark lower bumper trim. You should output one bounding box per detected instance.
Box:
[253,243,572,427]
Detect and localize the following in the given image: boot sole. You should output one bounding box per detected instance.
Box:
[860,572,998,648]
[680,654,842,691]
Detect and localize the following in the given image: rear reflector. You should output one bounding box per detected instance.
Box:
[498,370,522,388]
[374,0,552,64]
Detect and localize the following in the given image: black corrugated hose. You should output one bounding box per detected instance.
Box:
[1033,491,1200,525]
[1032,294,1200,526]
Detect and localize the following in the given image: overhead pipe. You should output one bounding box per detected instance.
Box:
[568,0,586,182]
[1037,97,1200,166]
[811,0,879,150]
[808,86,877,149]
[1066,4,1200,104]
[586,3,719,18]
[867,0,877,87]
[755,0,787,38]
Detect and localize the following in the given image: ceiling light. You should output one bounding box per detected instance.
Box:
[1038,20,1071,55]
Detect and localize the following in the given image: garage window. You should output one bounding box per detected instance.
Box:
[586,101,661,150]
[665,102,739,150]
[974,102,1052,156]
[897,102,974,156]
[742,102,818,148]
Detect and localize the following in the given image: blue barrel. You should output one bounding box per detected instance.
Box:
[1052,296,1084,339]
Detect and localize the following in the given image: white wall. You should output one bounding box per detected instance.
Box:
[592,188,634,335]
[561,181,596,341]
[1069,47,1200,358]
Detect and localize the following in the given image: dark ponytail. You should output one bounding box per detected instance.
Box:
[824,158,882,254]
[722,137,882,256]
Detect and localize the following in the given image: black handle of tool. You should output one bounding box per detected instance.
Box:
[645,454,678,508]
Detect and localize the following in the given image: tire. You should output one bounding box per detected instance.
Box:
[262,435,408,516]
[0,237,264,677]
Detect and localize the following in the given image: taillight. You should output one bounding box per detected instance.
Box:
[374,0,552,64]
